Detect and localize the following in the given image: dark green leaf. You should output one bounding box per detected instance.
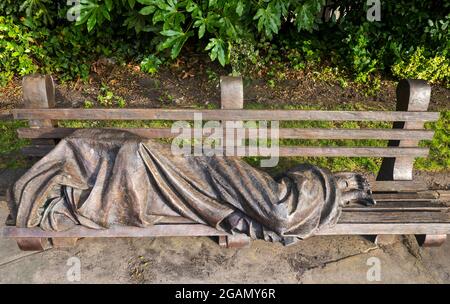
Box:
[160,29,183,36]
[102,8,111,21]
[87,14,97,32]
[236,1,244,17]
[171,33,191,58]
[105,0,113,11]
[137,0,155,5]
[139,5,156,15]
[198,23,205,38]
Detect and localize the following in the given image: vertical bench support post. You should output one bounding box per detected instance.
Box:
[19,74,78,250]
[217,76,251,249]
[376,79,445,246]
[22,74,59,156]
[22,74,56,128]
[377,79,431,181]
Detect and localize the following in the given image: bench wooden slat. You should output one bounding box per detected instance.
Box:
[340,211,450,223]
[371,181,428,192]
[104,201,450,224]
[17,127,435,140]
[320,223,450,235]
[20,145,429,157]
[156,202,450,218]
[3,199,448,238]
[3,221,450,237]
[21,145,54,156]
[1,225,229,238]
[372,192,438,201]
[276,147,428,157]
[12,109,440,122]
[345,206,448,211]
[0,110,12,120]
[150,201,450,222]
[280,128,434,140]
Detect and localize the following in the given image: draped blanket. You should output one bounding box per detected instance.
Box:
[8,129,343,243]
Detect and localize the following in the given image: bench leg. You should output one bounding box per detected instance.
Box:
[51,237,79,248]
[218,236,227,247]
[376,79,432,245]
[374,235,398,246]
[415,234,447,247]
[15,238,47,251]
[218,235,251,249]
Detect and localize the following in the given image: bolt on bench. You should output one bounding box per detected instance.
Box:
[1,74,449,250]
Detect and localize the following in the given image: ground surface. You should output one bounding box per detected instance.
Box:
[0,58,449,284]
[1,197,450,284]
[1,56,449,111]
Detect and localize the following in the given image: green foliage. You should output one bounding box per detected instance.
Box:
[20,0,54,25]
[0,16,40,86]
[140,54,162,74]
[253,3,281,39]
[342,23,378,83]
[285,39,322,70]
[416,111,450,171]
[392,47,450,87]
[0,0,449,88]
[323,1,450,86]
[229,39,262,76]
[205,37,228,66]
[83,100,94,108]
[294,0,324,32]
[0,13,139,84]
[0,120,29,155]
[69,0,328,67]
[71,0,114,32]
[97,84,127,107]
[0,120,30,169]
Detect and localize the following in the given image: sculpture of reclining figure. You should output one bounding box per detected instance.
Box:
[7,129,375,245]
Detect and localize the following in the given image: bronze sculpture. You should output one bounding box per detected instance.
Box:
[7,129,375,245]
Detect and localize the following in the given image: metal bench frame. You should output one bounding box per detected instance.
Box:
[1,74,448,250]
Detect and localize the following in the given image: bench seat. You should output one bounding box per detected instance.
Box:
[3,190,449,238]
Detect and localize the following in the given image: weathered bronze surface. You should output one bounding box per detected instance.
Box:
[8,129,374,245]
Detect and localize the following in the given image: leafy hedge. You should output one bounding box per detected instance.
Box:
[0,0,449,87]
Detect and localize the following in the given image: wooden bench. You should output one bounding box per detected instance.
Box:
[1,74,449,250]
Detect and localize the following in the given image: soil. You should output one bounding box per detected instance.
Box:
[1,53,449,111]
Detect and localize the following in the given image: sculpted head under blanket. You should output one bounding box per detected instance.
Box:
[7,129,375,245]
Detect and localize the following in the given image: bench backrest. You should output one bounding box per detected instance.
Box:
[10,74,439,190]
